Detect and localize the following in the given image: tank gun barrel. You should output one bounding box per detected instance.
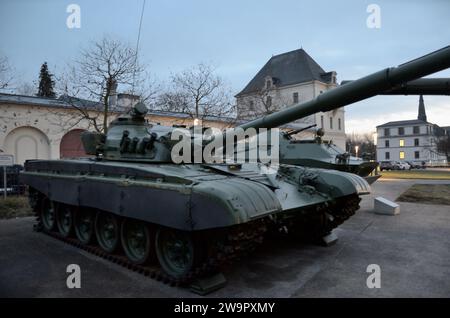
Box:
[284,124,317,136]
[236,46,450,131]
[341,78,450,95]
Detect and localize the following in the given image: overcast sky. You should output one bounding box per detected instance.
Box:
[1,0,449,134]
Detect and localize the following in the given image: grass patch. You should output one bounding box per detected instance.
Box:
[397,184,450,205]
[0,196,33,219]
[381,170,450,180]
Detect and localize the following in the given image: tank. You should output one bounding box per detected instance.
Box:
[278,77,450,184]
[20,46,450,286]
[279,126,380,183]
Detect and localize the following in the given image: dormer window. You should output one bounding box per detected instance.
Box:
[264,76,273,90]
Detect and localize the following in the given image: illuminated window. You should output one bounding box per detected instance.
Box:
[399,151,405,159]
[399,139,405,147]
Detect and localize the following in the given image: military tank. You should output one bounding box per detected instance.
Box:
[278,77,450,184]
[279,126,380,183]
[21,46,450,287]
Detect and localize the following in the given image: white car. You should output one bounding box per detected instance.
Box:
[397,161,411,170]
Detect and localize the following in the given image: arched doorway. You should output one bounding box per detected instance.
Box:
[60,129,87,158]
[4,126,51,165]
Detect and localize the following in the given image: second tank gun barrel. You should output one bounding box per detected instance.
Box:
[341,78,450,95]
[235,46,450,132]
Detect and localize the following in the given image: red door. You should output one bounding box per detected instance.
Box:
[60,129,87,158]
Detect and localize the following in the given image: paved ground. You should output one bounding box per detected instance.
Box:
[1,179,449,298]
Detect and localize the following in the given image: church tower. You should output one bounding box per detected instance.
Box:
[417,95,427,122]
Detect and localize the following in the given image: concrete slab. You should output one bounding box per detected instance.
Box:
[374,197,400,215]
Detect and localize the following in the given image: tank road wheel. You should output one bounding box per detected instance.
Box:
[155,228,203,280]
[56,204,74,237]
[121,219,153,265]
[74,209,95,245]
[40,198,56,231]
[95,212,121,253]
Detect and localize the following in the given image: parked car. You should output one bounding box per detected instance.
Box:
[406,161,423,169]
[394,161,411,170]
[379,161,394,171]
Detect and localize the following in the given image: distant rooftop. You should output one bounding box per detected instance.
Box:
[236,48,335,97]
[376,119,428,128]
[0,92,237,124]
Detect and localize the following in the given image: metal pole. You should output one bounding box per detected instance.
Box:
[3,166,6,199]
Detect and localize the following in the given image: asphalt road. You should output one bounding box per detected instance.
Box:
[1,179,449,298]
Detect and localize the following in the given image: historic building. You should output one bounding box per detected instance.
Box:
[376,95,448,165]
[235,48,346,149]
[0,93,233,165]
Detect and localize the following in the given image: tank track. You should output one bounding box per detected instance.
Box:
[282,194,361,240]
[32,197,266,287]
[325,194,361,233]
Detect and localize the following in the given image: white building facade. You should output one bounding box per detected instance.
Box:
[235,49,346,149]
[376,96,447,165]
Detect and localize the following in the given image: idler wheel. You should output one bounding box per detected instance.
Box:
[121,219,154,265]
[40,198,56,231]
[74,209,95,245]
[155,228,203,280]
[56,204,74,237]
[95,212,121,253]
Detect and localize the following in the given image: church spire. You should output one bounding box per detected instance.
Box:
[418,95,427,122]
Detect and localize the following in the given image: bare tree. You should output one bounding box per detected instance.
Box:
[156,63,235,121]
[59,36,155,133]
[0,55,14,90]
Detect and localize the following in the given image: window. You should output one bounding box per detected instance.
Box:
[385,152,390,159]
[330,117,333,129]
[415,151,420,159]
[385,140,389,148]
[399,151,405,159]
[398,127,404,135]
[293,92,299,104]
[249,100,255,111]
[266,80,271,89]
[413,126,420,134]
[338,118,341,130]
[266,96,272,108]
[384,128,390,136]
[321,115,324,128]
[399,139,404,147]
[414,138,419,146]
